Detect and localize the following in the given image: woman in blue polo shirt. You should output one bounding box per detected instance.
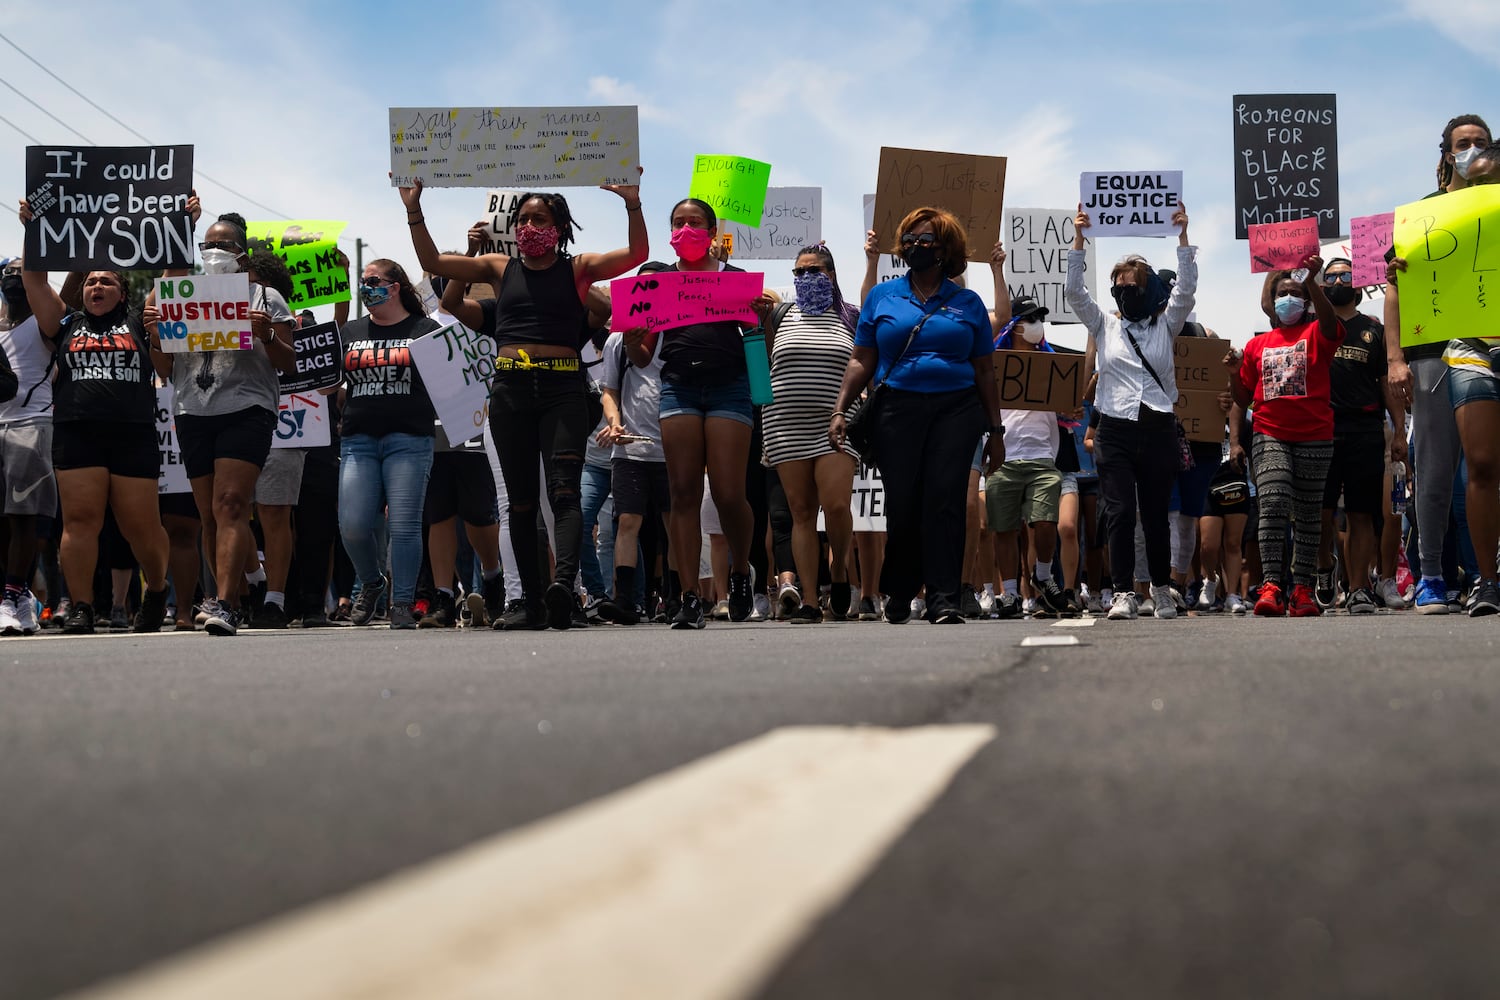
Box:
[829,207,1004,624]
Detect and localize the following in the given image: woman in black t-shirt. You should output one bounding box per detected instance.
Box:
[336,258,440,630]
[20,267,170,635]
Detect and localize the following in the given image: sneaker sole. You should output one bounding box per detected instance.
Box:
[1417,603,1449,615]
[670,618,706,630]
[464,593,488,627]
[1469,603,1500,617]
[204,619,238,637]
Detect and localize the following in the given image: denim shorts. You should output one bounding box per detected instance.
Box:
[659,374,753,426]
[1449,365,1500,409]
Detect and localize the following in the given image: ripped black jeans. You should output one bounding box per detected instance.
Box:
[488,368,590,602]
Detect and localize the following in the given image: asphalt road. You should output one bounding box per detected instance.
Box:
[3,612,1498,999]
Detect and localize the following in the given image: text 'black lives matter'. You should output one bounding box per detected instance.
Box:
[1232,95,1338,239]
[23,145,196,271]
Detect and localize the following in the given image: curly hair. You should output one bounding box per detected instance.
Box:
[507,193,579,257]
[1438,114,1491,190]
[248,250,295,302]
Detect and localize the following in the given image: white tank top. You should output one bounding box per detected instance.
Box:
[0,316,54,424]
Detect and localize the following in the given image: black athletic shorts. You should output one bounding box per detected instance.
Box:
[424,450,497,526]
[52,420,158,479]
[175,406,276,480]
[159,492,201,519]
[1323,427,1385,517]
[1204,461,1251,518]
[611,457,671,517]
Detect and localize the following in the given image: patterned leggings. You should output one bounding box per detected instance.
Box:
[1252,434,1334,587]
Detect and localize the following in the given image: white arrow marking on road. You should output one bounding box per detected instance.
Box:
[1020,635,1081,647]
[66,725,995,1000]
[1051,618,1097,628]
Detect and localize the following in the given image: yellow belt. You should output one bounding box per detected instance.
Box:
[494,350,579,372]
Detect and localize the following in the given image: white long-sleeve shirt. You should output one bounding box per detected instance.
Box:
[1065,244,1197,420]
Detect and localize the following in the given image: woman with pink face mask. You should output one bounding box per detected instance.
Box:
[401,172,646,630]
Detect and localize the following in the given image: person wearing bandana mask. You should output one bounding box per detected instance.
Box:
[143,214,296,637]
[1385,114,1491,615]
[401,170,646,631]
[1066,201,1195,621]
[831,207,1005,625]
[760,244,859,624]
[1226,256,1343,618]
[1313,257,1403,615]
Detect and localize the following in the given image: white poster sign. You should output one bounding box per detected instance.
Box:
[722,187,822,260]
[1078,170,1184,237]
[272,391,332,450]
[389,106,640,188]
[408,320,497,446]
[1003,208,1095,325]
[155,383,190,495]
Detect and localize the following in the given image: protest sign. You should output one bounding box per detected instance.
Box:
[1350,213,1395,287]
[863,194,908,285]
[1175,389,1226,443]
[23,145,195,271]
[1077,171,1183,237]
[1004,208,1094,323]
[872,147,1006,262]
[155,383,190,495]
[272,391,332,450]
[850,460,886,532]
[1232,94,1339,239]
[408,320,498,445]
[1173,336,1229,393]
[993,350,1083,412]
[608,271,764,334]
[278,321,342,395]
[153,274,253,353]
[481,189,525,255]
[1248,218,1320,273]
[721,187,821,259]
[1392,186,1500,347]
[689,155,772,226]
[389,106,639,188]
[246,220,349,310]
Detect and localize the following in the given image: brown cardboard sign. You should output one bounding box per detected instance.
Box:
[1173,336,1231,392]
[993,350,1083,412]
[1175,388,1227,442]
[872,147,1007,262]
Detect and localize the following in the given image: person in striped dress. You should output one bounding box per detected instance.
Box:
[762,245,859,623]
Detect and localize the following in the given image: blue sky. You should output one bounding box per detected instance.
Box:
[1,0,1496,347]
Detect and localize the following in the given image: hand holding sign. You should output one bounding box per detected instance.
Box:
[608,271,765,333]
[599,165,643,204]
[1248,218,1320,273]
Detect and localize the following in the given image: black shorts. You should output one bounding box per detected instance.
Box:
[175,406,276,480]
[425,451,497,526]
[1324,427,1385,517]
[611,457,671,517]
[52,420,159,479]
[159,491,200,519]
[1204,461,1252,518]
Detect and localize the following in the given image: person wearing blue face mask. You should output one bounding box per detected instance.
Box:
[761,244,860,623]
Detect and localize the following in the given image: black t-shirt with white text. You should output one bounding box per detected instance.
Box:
[1329,313,1388,433]
[339,313,440,438]
[52,309,154,423]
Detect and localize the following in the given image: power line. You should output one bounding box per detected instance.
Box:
[0,111,40,144]
[0,74,93,143]
[0,29,292,220]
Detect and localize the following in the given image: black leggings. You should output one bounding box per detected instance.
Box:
[488,368,589,602]
[1095,409,1178,589]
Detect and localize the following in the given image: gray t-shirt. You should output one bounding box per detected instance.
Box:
[601,331,664,463]
[172,284,291,417]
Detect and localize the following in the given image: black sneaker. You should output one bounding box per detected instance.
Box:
[959,586,983,619]
[932,604,964,624]
[419,591,457,628]
[1315,567,1336,608]
[63,602,96,635]
[255,601,290,630]
[496,599,547,631]
[388,603,419,630]
[1346,587,1378,615]
[1469,579,1500,617]
[1062,589,1082,617]
[787,603,823,624]
[544,582,576,630]
[301,608,331,628]
[1035,575,1068,615]
[829,582,852,620]
[204,604,242,637]
[483,575,506,624]
[727,571,753,622]
[995,592,1021,620]
[597,596,639,626]
[884,598,912,625]
[350,576,388,626]
[132,587,169,634]
[108,605,129,632]
[671,593,707,630]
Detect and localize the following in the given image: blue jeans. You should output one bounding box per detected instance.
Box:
[580,462,615,597]
[339,433,434,606]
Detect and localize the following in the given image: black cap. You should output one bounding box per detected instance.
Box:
[1010,295,1049,322]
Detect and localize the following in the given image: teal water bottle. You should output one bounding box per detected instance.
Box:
[742,328,774,405]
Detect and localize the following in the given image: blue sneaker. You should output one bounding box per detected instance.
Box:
[1414,578,1449,615]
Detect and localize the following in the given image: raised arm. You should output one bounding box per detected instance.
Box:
[989,242,1011,338]
[332,248,352,327]
[395,176,496,285]
[576,169,647,284]
[1299,254,1340,342]
[1064,205,1106,339]
[1161,206,1196,335]
[860,229,880,306]
[19,268,66,341]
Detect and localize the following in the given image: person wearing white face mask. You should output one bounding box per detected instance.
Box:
[1226,255,1343,618]
[144,213,296,636]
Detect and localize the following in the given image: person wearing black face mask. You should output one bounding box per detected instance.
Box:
[1065,202,1195,621]
[1313,258,1403,615]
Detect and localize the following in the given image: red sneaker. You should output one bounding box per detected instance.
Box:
[412,597,431,618]
[1288,584,1322,617]
[1254,581,1287,617]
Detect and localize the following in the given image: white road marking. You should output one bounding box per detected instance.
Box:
[1020,635,1081,647]
[1051,618,1097,628]
[68,724,996,1000]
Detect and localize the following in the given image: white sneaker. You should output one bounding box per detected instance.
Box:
[1022,597,1039,616]
[1137,594,1156,615]
[0,598,20,636]
[1196,576,1218,612]
[1377,578,1408,609]
[910,596,927,620]
[1107,591,1138,620]
[1151,584,1178,619]
[15,591,39,635]
[1225,593,1248,615]
[978,591,995,616]
[776,581,800,619]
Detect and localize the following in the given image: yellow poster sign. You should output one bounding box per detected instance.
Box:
[1392,186,1500,347]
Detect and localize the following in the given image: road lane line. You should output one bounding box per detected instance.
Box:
[67,724,995,1000]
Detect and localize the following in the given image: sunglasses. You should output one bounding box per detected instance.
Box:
[198,240,243,253]
[359,276,396,288]
[899,233,938,248]
[1322,272,1353,285]
[791,266,827,277]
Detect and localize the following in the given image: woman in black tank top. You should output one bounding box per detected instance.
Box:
[400,172,648,630]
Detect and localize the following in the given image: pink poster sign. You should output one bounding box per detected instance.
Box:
[609,270,764,333]
[1248,218,1321,274]
[1350,212,1395,287]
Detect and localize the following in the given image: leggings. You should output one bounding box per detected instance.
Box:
[1252,434,1333,587]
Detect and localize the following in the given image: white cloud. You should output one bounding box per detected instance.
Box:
[1397,0,1500,64]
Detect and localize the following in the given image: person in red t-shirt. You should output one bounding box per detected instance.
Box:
[1226,254,1343,618]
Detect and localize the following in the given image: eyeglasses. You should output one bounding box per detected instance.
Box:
[791,266,826,277]
[899,233,938,248]
[198,240,243,253]
[359,276,395,288]
[1322,272,1353,285]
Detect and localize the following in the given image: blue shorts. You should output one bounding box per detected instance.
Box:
[1449,366,1500,409]
[659,375,754,426]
